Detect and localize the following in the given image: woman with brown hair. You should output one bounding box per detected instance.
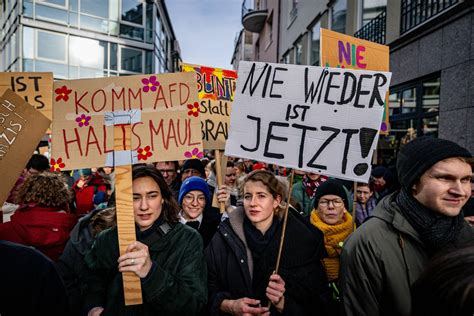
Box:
[84,164,207,316]
[0,171,77,261]
[206,169,329,315]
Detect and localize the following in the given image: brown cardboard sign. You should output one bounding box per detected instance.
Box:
[0,72,53,120]
[51,72,203,171]
[181,63,237,150]
[0,89,51,205]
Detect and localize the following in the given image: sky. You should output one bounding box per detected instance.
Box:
[165,0,243,70]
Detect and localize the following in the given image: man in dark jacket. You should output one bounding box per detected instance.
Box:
[340,137,474,316]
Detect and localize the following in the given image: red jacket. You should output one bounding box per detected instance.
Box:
[72,175,107,215]
[0,205,78,261]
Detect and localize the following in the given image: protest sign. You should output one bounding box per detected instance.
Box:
[0,89,51,205]
[51,72,203,171]
[320,28,390,134]
[0,72,53,120]
[181,63,237,150]
[225,61,391,183]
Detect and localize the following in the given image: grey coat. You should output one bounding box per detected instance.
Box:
[339,192,474,316]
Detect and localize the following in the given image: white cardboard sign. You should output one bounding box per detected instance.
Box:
[225,61,392,182]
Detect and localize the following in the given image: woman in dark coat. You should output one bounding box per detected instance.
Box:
[84,165,207,316]
[205,170,329,315]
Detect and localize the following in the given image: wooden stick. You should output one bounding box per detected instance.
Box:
[114,125,142,305]
[214,149,226,213]
[267,169,295,308]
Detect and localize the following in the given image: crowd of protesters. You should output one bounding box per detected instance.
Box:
[0,136,473,315]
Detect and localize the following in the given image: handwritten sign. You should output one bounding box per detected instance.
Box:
[0,72,53,120]
[51,73,203,170]
[320,28,390,134]
[0,89,51,204]
[225,61,392,182]
[181,63,237,150]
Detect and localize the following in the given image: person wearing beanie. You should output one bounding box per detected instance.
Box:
[309,179,354,309]
[71,168,107,215]
[340,137,474,316]
[181,159,206,181]
[291,172,328,217]
[178,176,221,248]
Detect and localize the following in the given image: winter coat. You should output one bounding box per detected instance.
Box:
[72,175,107,215]
[291,181,316,217]
[339,193,474,316]
[56,209,103,316]
[0,240,69,316]
[205,206,329,315]
[197,210,222,249]
[83,222,207,315]
[0,204,77,261]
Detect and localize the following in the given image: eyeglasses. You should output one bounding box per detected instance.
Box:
[183,194,206,204]
[318,198,344,207]
[158,169,175,174]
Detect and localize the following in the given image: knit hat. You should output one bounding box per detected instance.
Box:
[78,168,92,177]
[313,179,349,210]
[371,166,387,178]
[396,137,472,190]
[178,176,210,206]
[181,159,205,177]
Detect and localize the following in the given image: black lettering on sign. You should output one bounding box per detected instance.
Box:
[285,104,310,122]
[306,126,341,170]
[240,115,261,152]
[304,67,326,104]
[263,121,289,159]
[353,127,378,176]
[241,63,269,96]
[269,67,287,98]
[292,123,317,168]
[369,73,388,107]
[337,72,357,105]
[341,129,359,174]
[323,71,341,105]
[353,74,372,108]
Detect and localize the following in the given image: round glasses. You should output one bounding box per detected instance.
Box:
[318,198,344,208]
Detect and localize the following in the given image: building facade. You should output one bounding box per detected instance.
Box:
[238,0,473,164]
[0,0,181,79]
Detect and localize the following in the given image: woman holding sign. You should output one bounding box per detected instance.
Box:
[205,170,329,315]
[84,165,207,315]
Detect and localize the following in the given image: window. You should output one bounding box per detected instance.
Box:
[36,4,68,24]
[36,30,66,62]
[121,0,143,26]
[38,0,67,9]
[331,0,347,34]
[121,47,143,73]
[361,0,386,27]
[69,36,106,69]
[289,0,298,21]
[294,37,303,65]
[310,21,320,66]
[23,27,34,59]
[81,0,108,18]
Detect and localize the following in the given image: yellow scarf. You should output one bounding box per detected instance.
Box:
[310,210,354,281]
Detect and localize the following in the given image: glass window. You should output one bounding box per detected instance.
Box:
[81,15,108,34]
[23,27,34,59]
[310,21,320,66]
[389,92,400,115]
[120,23,144,41]
[146,2,152,29]
[36,4,68,24]
[121,0,143,25]
[69,0,78,11]
[121,47,143,73]
[362,0,386,26]
[109,0,119,21]
[69,37,106,69]
[401,88,416,114]
[38,0,66,8]
[294,38,303,65]
[69,12,78,28]
[331,0,347,34]
[422,77,440,113]
[282,51,290,64]
[110,43,117,70]
[23,59,34,72]
[422,115,438,137]
[36,60,68,78]
[23,1,33,17]
[81,0,108,18]
[145,51,152,74]
[37,30,66,62]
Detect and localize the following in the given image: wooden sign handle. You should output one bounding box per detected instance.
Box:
[214,150,226,213]
[114,125,142,305]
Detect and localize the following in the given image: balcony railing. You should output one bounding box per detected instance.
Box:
[242,0,268,33]
[401,0,459,34]
[354,9,386,45]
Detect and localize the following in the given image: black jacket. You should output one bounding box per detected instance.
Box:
[197,210,222,249]
[205,206,329,315]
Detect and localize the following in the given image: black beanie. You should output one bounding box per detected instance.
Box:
[396,137,472,190]
[182,159,205,177]
[313,179,349,210]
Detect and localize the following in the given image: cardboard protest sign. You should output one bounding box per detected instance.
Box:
[51,73,203,171]
[320,28,390,134]
[0,89,51,205]
[0,72,53,120]
[225,61,391,183]
[181,63,237,149]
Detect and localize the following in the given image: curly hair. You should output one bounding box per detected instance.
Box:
[16,171,72,207]
[241,169,288,217]
[90,207,117,237]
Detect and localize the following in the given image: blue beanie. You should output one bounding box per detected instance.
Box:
[178,176,211,206]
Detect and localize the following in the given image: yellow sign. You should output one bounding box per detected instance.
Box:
[320,28,390,134]
[181,63,237,150]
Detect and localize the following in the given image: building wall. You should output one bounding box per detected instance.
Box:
[252,0,279,62]
[389,7,474,151]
